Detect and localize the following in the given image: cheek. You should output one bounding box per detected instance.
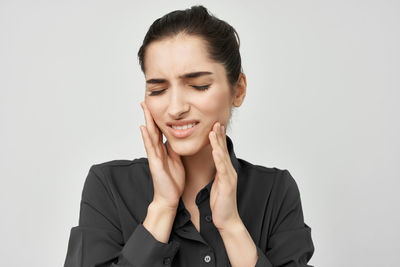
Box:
[199,89,231,120]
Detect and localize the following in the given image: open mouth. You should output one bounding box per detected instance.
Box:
[167,122,199,138]
[169,122,199,130]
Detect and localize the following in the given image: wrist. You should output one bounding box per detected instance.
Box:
[150,200,179,212]
[217,216,243,234]
[143,201,178,243]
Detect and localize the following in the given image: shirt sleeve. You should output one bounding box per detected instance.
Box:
[254,170,315,267]
[63,165,181,267]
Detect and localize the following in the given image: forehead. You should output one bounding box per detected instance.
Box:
[144,34,219,79]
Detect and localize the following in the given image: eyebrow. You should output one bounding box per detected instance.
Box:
[146,71,213,84]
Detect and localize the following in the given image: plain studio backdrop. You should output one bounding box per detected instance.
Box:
[1,0,399,266]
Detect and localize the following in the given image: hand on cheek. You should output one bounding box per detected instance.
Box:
[208,122,240,231]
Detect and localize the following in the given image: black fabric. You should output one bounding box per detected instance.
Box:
[64,135,314,267]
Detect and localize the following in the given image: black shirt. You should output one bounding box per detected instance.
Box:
[64,135,314,267]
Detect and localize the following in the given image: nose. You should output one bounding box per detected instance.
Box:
[167,86,190,119]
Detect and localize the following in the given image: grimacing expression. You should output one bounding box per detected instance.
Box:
[143,33,236,156]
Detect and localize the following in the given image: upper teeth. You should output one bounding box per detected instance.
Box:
[172,123,197,130]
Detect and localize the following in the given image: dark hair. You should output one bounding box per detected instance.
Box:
[137,5,243,93]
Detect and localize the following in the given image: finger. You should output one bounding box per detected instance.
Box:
[211,142,228,176]
[167,140,182,164]
[215,122,228,153]
[216,122,225,149]
[140,102,155,149]
[212,122,222,147]
[140,125,156,160]
[141,101,161,146]
[209,129,224,164]
[220,124,228,151]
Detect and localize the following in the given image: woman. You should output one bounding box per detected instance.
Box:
[64,5,314,267]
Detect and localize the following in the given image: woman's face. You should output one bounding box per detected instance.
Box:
[143,33,238,156]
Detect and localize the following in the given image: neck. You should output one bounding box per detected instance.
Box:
[181,142,216,206]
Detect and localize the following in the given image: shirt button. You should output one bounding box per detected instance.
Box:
[204,255,211,263]
[205,215,212,222]
[163,257,171,265]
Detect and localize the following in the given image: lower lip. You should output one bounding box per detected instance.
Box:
[167,122,199,138]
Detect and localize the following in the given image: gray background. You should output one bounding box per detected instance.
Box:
[1,0,399,266]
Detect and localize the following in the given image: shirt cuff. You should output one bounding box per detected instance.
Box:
[118,221,180,266]
[254,225,314,267]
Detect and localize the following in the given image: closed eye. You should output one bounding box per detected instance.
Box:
[149,89,166,96]
[148,85,210,96]
[192,85,210,90]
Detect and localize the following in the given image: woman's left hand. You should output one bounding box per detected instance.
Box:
[208,121,241,232]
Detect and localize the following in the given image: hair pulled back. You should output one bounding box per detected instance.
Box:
[137,5,243,92]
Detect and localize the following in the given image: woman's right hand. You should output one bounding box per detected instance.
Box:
[139,101,186,210]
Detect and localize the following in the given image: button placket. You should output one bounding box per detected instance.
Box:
[201,249,215,264]
[204,254,211,263]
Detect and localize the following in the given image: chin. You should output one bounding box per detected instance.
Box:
[166,135,208,156]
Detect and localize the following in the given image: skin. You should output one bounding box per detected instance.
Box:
[141,32,246,213]
[139,33,258,266]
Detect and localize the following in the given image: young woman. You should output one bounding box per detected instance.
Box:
[64,5,314,267]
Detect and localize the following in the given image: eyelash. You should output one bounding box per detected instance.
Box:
[149,85,210,96]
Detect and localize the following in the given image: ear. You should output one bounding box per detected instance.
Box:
[232,73,247,107]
